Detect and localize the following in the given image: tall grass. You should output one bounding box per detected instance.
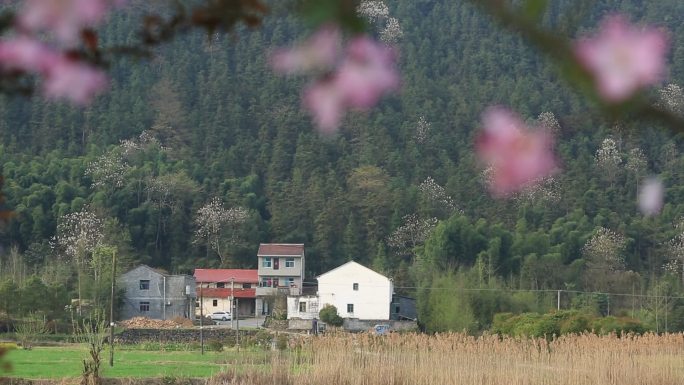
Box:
[210,332,684,385]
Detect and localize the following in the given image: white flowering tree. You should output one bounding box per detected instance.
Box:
[658,83,684,115]
[356,1,389,23]
[536,111,561,135]
[194,197,249,266]
[53,207,104,314]
[581,227,630,292]
[513,176,561,206]
[595,137,622,184]
[387,213,438,259]
[414,115,431,144]
[418,177,458,218]
[85,149,130,190]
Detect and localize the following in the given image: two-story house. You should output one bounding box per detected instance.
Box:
[119,265,196,320]
[256,243,305,315]
[288,261,393,320]
[194,268,258,317]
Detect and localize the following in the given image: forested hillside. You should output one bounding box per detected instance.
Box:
[2,0,684,331]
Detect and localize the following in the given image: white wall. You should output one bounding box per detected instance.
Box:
[317,262,392,320]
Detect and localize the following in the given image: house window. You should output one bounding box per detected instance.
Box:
[139,302,150,312]
[242,283,251,289]
[216,282,225,288]
[213,299,218,307]
[139,280,150,290]
[347,304,354,314]
[195,302,199,308]
[353,283,359,291]
[299,302,307,312]
[285,258,295,268]
[261,278,273,288]
[395,306,400,313]
[288,278,295,287]
[263,257,272,268]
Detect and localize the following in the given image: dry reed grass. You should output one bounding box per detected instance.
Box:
[209,332,684,385]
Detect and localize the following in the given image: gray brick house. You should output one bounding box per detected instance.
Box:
[119,265,196,320]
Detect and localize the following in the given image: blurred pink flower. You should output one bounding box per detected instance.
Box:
[336,36,399,108]
[18,0,125,45]
[638,177,664,216]
[476,107,558,197]
[303,77,345,134]
[0,36,60,73]
[270,25,341,75]
[574,15,668,102]
[43,57,108,105]
[302,36,399,132]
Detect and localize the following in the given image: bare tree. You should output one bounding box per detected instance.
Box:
[193,197,249,266]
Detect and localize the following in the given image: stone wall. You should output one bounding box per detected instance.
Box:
[114,328,257,344]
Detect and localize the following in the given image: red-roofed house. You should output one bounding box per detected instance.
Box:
[194,269,258,317]
[256,243,305,315]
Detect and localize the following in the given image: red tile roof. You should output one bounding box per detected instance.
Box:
[257,243,305,256]
[198,288,256,299]
[194,269,258,283]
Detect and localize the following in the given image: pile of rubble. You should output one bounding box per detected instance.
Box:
[118,316,193,329]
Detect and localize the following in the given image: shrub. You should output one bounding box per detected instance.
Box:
[319,304,343,327]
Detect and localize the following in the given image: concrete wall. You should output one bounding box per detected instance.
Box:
[119,266,196,321]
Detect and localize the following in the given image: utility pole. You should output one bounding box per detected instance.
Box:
[557,290,561,311]
[236,298,240,350]
[230,277,235,329]
[200,284,204,355]
[109,249,116,367]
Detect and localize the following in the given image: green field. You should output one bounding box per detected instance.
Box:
[4,346,271,379]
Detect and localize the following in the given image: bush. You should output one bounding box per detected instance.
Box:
[591,316,648,335]
[319,304,343,327]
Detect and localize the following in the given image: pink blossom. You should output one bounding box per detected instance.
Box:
[18,0,125,45]
[302,36,399,132]
[476,107,558,197]
[270,25,341,75]
[638,177,664,216]
[303,77,345,134]
[42,57,108,105]
[0,36,60,73]
[574,15,668,102]
[335,36,399,108]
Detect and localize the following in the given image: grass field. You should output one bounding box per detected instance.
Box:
[4,346,270,379]
[4,333,684,384]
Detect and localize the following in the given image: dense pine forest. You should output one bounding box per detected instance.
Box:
[2,0,684,332]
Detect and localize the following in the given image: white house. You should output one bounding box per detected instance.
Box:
[316,261,393,320]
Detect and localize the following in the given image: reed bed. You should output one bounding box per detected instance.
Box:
[209,332,684,385]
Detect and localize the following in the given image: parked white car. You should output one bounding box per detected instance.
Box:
[209,311,232,321]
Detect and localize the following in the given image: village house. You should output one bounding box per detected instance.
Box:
[194,268,258,317]
[256,243,305,315]
[287,261,418,332]
[118,265,196,321]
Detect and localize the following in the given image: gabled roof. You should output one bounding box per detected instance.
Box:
[257,243,305,257]
[194,269,258,283]
[198,288,256,299]
[316,261,389,281]
[122,265,191,278]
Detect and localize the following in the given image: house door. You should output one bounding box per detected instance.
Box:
[274,258,279,270]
